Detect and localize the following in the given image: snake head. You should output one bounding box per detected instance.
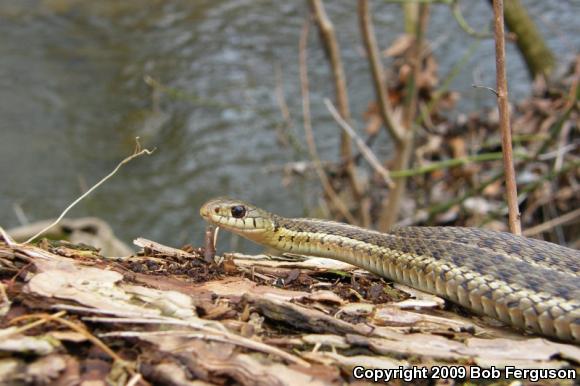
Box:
[200,198,277,241]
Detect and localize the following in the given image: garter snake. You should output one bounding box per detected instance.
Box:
[200,198,580,343]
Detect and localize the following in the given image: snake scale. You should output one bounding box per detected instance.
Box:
[200,198,580,343]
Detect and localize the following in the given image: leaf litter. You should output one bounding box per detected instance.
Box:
[0,236,578,385]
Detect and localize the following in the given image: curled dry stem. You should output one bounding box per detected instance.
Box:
[24,138,155,244]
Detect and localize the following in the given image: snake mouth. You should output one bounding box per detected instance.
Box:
[199,201,215,221]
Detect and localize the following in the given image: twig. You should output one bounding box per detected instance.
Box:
[25,138,155,244]
[390,151,529,178]
[0,226,17,246]
[309,0,364,222]
[376,3,429,231]
[204,225,217,263]
[472,84,498,96]
[133,237,198,259]
[9,312,136,375]
[299,16,357,225]
[493,0,521,235]
[522,208,580,237]
[308,1,353,154]
[7,311,67,335]
[538,143,577,162]
[324,99,394,188]
[358,0,405,144]
[553,124,573,172]
[402,4,428,132]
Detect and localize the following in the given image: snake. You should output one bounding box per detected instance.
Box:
[200,198,580,343]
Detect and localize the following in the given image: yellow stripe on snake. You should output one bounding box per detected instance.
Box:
[200,198,580,343]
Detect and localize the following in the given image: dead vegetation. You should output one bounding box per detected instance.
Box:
[278,1,580,247]
[283,31,580,246]
[1,238,578,385]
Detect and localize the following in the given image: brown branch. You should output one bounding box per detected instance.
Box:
[377,4,429,231]
[358,0,405,144]
[309,0,364,220]
[493,0,521,235]
[299,17,357,225]
[308,0,352,144]
[324,99,394,188]
[522,208,580,238]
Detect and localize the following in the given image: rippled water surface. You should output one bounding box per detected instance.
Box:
[0,0,577,250]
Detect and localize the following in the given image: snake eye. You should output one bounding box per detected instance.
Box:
[231,205,246,218]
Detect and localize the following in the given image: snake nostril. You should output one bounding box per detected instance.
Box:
[214,207,219,214]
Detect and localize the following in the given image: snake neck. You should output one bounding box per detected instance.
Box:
[262,216,396,272]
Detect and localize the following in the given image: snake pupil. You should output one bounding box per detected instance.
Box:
[231,205,246,218]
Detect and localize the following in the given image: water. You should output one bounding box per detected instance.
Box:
[0,0,577,252]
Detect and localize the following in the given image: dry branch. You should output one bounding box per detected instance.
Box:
[324,99,394,188]
[358,0,405,144]
[522,208,580,237]
[308,0,353,154]
[309,0,365,221]
[299,17,357,225]
[375,3,429,231]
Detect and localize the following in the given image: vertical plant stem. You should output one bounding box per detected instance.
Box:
[385,5,429,231]
[373,3,429,231]
[358,0,404,144]
[403,2,419,33]
[493,0,522,235]
[358,0,404,232]
[299,17,358,225]
[309,0,366,224]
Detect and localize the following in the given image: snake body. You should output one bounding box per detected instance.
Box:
[200,198,580,343]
